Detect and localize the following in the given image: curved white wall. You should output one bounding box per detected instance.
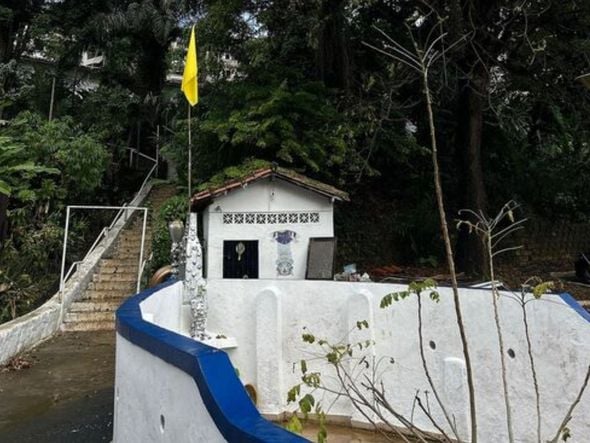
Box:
[114,333,227,443]
[203,280,590,442]
[115,281,307,443]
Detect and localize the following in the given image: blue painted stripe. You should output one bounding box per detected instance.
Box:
[116,280,308,443]
[559,292,590,323]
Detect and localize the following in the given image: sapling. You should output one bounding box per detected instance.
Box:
[457,200,527,443]
[459,203,590,443]
[364,18,478,441]
[287,321,451,443]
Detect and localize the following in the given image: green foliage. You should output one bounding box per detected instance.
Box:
[197,159,272,192]
[0,136,59,197]
[3,112,109,200]
[288,322,378,442]
[0,112,110,324]
[150,194,188,272]
[202,81,348,174]
[298,393,315,418]
[0,219,70,323]
[77,85,141,144]
[284,414,303,434]
[381,278,439,309]
[0,60,34,115]
[532,281,555,299]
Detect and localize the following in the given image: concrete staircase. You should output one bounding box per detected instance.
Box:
[62,184,177,331]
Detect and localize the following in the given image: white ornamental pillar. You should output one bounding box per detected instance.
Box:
[183,212,209,340]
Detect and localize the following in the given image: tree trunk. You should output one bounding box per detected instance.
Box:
[455,68,489,277]
[316,0,350,91]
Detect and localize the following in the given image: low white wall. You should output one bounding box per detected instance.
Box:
[0,183,152,365]
[113,333,226,443]
[199,279,590,443]
[140,281,183,332]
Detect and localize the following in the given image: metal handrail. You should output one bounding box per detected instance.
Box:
[59,151,158,295]
[60,205,149,293]
[126,147,158,165]
[139,163,158,198]
[108,205,126,230]
[138,252,154,291]
[64,261,82,283]
[83,227,108,261]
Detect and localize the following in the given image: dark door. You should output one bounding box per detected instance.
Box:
[223,240,259,279]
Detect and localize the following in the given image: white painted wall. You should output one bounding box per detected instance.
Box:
[113,333,227,443]
[203,179,334,280]
[198,279,590,443]
[140,282,183,332]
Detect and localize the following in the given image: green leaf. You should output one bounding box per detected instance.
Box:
[532,281,554,299]
[0,180,11,196]
[302,333,315,344]
[429,290,440,303]
[285,414,303,434]
[299,393,315,418]
[287,384,300,403]
[356,319,369,329]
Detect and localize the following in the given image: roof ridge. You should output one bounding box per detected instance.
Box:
[191,166,349,208]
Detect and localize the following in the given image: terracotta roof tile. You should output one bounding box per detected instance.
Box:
[191,166,349,208]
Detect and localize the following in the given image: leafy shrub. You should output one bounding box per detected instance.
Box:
[150,195,188,275]
[4,111,109,200]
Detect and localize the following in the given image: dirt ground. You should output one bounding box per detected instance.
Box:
[0,331,116,442]
[370,258,590,305]
[0,330,400,443]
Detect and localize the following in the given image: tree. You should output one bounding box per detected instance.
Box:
[0,1,44,64]
[0,135,59,247]
[99,0,197,97]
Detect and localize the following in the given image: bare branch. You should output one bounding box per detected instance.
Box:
[549,365,590,443]
[361,41,422,72]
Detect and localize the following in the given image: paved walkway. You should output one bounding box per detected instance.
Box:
[0,331,115,442]
[0,332,397,443]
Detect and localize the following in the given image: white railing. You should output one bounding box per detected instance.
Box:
[59,206,149,296]
[59,152,159,297]
[126,147,158,174]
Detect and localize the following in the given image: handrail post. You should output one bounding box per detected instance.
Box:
[59,206,71,298]
[156,125,160,178]
[137,208,148,293]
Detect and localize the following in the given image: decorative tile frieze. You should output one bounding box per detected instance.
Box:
[222,212,321,225]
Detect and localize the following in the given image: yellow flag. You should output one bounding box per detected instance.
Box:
[181,25,198,106]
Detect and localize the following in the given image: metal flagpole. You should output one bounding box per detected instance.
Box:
[188,103,192,201]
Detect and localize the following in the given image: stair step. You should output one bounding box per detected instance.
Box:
[62,320,115,332]
[113,253,141,259]
[64,311,115,323]
[100,259,139,267]
[81,290,130,300]
[88,280,136,291]
[93,271,137,280]
[59,187,175,333]
[119,232,152,238]
[117,237,152,245]
[99,264,139,274]
[115,246,143,253]
[69,300,122,312]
